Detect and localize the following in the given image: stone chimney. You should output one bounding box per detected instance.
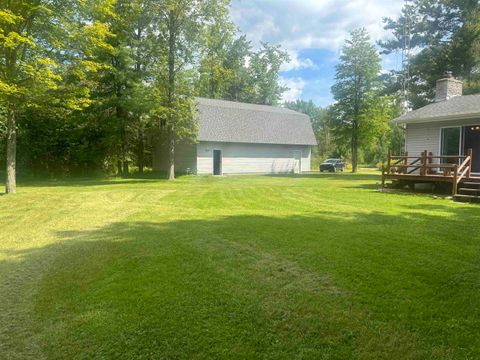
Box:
[435,71,463,102]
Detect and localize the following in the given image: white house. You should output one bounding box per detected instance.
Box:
[153,98,317,175]
[393,72,480,174]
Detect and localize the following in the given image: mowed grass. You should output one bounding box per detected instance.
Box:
[1,172,480,359]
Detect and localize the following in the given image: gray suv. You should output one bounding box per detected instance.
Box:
[320,159,345,172]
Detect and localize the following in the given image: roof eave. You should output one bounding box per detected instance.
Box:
[198,138,317,146]
[392,112,480,124]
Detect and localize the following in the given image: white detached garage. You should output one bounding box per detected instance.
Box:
[153,98,317,175]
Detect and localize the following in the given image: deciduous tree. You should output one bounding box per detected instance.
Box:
[0,0,114,193]
[245,43,289,106]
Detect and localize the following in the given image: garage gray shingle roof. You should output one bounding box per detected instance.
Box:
[393,94,480,124]
[196,98,317,146]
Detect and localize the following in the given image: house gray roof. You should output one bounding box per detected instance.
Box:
[196,98,317,146]
[393,94,480,124]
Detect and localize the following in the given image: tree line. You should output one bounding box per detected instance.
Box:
[0,0,289,192]
[1,0,479,190]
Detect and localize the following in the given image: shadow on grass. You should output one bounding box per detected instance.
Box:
[1,207,480,359]
[265,172,381,181]
[345,183,381,190]
[4,171,384,189]
[13,172,177,188]
[20,179,165,188]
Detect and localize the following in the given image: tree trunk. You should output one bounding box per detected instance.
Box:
[137,127,145,174]
[123,160,129,176]
[167,125,175,180]
[117,160,123,176]
[166,9,176,181]
[351,121,358,173]
[351,146,358,173]
[134,27,144,175]
[5,105,16,194]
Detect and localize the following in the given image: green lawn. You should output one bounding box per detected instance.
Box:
[1,172,479,359]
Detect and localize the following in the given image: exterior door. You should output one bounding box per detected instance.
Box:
[293,151,302,174]
[213,149,222,175]
[464,125,480,173]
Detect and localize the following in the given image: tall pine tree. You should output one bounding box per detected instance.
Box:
[331,29,382,173]
[380,0,480,108]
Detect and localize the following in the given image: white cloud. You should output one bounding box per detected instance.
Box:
[280,50,317,72]
[231,0,404,105]
[279,77,306,102]
[231,0,403,52]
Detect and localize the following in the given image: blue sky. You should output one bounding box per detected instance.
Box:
[230,0,404,107]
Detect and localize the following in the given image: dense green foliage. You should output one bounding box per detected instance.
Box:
[380,0,480,109]
[0,0,290,184]
[0,0,116,192]
[2,173,480,358]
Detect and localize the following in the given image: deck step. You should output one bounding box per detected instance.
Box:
[458,183,480,191]
[458,187,480,194]
[460,176,480,183]
[454,194,480,203]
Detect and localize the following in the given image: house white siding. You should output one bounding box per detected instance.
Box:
[406,118,480,156]
[196,141,311,175]
[405,123,440,156]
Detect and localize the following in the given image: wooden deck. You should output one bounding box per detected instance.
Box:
[382,150,475,196]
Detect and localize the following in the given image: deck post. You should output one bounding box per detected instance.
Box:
[428,152,434,174]
[467,148,473,179]
[403,151,408,174]
[452,165,458,196]
[420,150,427,176]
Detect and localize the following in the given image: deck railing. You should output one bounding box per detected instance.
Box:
[383,149,473,195]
